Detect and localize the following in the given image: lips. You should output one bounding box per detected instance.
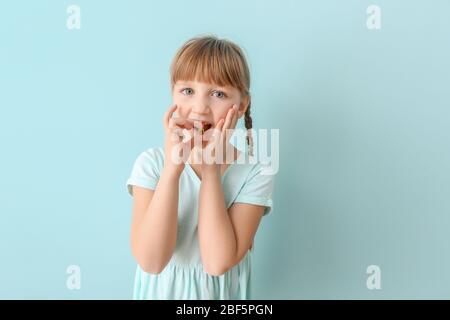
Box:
[191,120,213,134]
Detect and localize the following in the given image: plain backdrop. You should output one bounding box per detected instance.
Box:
[1,0,449,299]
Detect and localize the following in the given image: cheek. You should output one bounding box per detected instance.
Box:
[211,106,228,122]
[214,100,239,120]
[172,95,189,117]
[172,94,184,105]
[177,107,190,119]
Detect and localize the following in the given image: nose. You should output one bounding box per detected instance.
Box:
[190,97,211,116]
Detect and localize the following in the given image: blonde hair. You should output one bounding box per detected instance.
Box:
[170,35,254,156]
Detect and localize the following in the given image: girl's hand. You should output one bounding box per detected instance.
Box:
[162,104,194,176]
[200,104,239,173]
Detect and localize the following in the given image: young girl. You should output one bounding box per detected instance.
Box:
[126,35,275,300]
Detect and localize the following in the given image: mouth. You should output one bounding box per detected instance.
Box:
[191,120,213,134]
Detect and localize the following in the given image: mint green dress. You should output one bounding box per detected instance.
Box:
[126,147,275,300]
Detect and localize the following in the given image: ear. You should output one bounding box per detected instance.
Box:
[238,95,250,118]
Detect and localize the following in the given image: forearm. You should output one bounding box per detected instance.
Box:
[133,168,180,273]
[198,167,237,275]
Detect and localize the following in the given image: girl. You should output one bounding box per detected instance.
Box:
[126,35,275,300]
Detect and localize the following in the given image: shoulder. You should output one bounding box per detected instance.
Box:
[240,153,277,184]
[233,154,277,216]
[126,147,165,195]
[129,146,166,179]
[135,146,165,167]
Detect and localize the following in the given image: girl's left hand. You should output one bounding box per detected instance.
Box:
[200,104,239,170]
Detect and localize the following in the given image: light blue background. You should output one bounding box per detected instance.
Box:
[1,0,449,299]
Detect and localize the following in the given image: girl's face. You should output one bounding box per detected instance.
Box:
[172,80,249,131]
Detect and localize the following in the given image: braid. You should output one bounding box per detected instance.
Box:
[244,101,254,157]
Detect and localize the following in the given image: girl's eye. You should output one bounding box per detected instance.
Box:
[181,88,194,95]
[212,90,227,99]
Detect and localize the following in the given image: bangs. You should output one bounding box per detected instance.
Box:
[170,36,249,94]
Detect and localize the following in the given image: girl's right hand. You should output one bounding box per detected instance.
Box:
[162,104,194,176]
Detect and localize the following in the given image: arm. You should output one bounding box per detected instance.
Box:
[130,168,181,274]
[130,104,194,274]
[198,166,265,276]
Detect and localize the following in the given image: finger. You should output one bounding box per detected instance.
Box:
[216,118,225,131]
[182,128,197,149]
[172,127,184,137]
[202,128,214,141]
[181,128,194,144]
[222,107,235,131]
[164,104,178,129]
[177,118,193,129]
[213,125,223,141]
[169,117,193,130]
[191,127,204,144]
[170,131,181,142]
[223,106,237,143]
[204,119,224,141]
[230,104,239,129]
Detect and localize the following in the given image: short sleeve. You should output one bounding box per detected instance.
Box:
[126,147,164,196]
[234,163,275,216]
